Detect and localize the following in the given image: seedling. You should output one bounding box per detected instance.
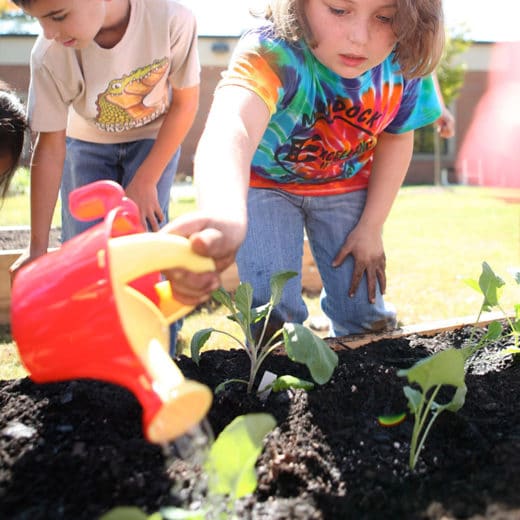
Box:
[191,271,338,394]
[100,413,276,520]
[383,262,516,470]
[464,263,520,354]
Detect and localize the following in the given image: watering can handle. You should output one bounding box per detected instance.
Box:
[69,180,125,221]
[107,233,215,323]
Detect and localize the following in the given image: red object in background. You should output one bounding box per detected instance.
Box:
[456,41,520,188]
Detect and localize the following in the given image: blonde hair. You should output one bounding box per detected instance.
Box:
[259,0,444,79]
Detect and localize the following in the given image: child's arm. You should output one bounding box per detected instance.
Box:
[162,85,270,304]
[332,130,415,303]
[432,72,455,138]
[10,130,66,276]
[125,85,199,230]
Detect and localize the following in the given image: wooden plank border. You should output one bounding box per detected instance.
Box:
[331,311,511,350]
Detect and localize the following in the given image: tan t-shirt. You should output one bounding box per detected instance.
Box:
[27,0,199,144]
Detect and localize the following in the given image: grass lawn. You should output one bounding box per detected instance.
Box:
[1,184,519,377]
[384,186,519,325]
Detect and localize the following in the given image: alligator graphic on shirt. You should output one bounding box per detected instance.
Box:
[95,57,169,132]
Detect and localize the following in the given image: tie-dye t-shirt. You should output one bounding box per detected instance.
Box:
[218,25,441,196]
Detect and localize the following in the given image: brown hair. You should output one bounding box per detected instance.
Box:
[10,0,31,7]
[0,82,27,200]
[260,0,444,79]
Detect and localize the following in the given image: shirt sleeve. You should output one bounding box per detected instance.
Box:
[384,74,442,134]
[217,31,283,115]
[27,38,81,132]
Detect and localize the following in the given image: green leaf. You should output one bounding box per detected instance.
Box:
[478,262,505,308]
[190,328,214,365]
[283,323,338,384]
[397,348,467,393]
[432,385,467,413]
[463,277,481,294]
[269,271,298,307]
[248,303,271,324]
[482,320,503,342]
[99,507,151,520]
[211,287,235,313]
[271,375,314,392]
[205,413,276,500]
[214,381,230,394]
[403,386,422,414]
[235,283,254,329]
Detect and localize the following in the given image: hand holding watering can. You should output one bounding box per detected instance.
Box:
[11,180,215,444]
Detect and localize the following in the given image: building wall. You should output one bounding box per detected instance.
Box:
[0,33,493,185]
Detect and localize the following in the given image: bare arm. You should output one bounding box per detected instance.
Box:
[432,72,455,138]
[10,130,66,277]
[333,130,414,303]
[125,85,199,230]
[162,85,270,303]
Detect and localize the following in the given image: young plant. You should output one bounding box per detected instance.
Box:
[387,262,513,470]
[100,413,276,520]
[464,262,520,354]
[191,271,338,394]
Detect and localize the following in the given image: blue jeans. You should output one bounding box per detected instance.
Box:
[61,137,182,354]
[236,188,396,337]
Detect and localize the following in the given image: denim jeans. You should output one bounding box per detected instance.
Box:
[236,188,396,337]
[61,137,182,354]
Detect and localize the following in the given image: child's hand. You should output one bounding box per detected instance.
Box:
[436,106,455,139]
[9,249,39,284]
[332,225,386,304]
[160,211,246,304]
[125,177,164,231]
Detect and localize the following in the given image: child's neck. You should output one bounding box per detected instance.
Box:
[94,0,131,49]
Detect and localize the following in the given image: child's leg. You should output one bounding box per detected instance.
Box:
[236,188,308,329]
[305,190,397,337]
[119,139,180,229]
[60,138,121,241]
[62,139,180,240]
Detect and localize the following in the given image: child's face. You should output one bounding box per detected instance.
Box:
[304,0,398,79]
[21,0,108,49]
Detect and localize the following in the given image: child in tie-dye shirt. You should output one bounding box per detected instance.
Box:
[165,0,444,337]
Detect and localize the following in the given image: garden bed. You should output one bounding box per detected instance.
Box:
[1,323,518,519]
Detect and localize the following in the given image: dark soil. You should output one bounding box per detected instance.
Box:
[1,322,519,520]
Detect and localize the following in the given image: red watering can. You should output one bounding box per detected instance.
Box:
[11,180,214,444]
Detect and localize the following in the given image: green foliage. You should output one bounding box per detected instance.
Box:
[464,263,520,354]
[398,348,469,469]
[396,262,518,469]
[100,413,276,520]
[6,167,30,196]
[204,414,276,501]
[191,271,338,394]
[437,28,472,107]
